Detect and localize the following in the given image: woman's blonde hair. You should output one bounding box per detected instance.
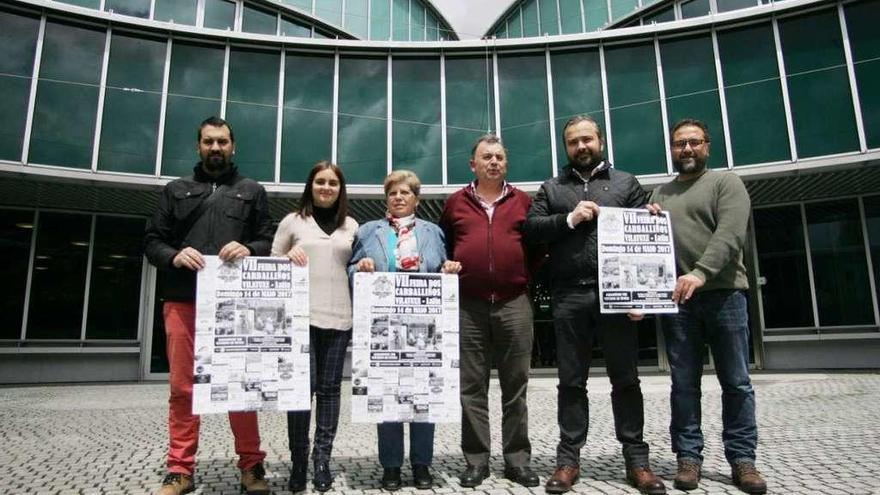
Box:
[383,170,421,197]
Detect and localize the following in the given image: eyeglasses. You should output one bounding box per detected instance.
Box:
[671,138,708,150]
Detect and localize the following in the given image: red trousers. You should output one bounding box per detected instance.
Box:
[164,302,266,475]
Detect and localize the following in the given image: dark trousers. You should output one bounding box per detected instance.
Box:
[377,422,435,468]
[459,293,533,468]
[552,286,650,468]
[287,326,351,465]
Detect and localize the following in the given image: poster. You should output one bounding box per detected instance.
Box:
[350,272,460,423]
[192,256,310,414]
[597,207,678,314]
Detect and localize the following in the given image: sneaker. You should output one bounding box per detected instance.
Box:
[731,462,767,494]
[674,459,701,490]
[240,463,270,495]
[155,473,194,495]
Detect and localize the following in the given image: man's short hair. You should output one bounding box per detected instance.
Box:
[670,118,711,143]
[470,134,507,158]
[562,114,604,141]
[197,116,235,143]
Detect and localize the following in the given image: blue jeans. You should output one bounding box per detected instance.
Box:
[662,289,757,465]
[377,422,435,468]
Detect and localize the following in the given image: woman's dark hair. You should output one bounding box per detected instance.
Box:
[298,160,349,228]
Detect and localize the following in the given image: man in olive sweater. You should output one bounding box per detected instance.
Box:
[645,119,766,495]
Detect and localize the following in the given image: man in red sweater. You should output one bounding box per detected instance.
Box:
[440,135,540,489]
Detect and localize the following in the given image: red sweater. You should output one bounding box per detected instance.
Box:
[440,185,537,303]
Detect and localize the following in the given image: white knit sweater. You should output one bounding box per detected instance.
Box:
[271,213,358,331]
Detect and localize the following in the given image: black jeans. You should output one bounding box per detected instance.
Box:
[552,286,650,468]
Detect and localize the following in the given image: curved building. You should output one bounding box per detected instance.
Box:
[1,0,878,383]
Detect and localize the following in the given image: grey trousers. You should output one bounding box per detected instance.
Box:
[459,293,534,468]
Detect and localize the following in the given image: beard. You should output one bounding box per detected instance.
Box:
[201,152,232,176]
[672,155,707,175]
[569,149,603,172]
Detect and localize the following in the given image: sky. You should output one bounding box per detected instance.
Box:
[432,0,515,39]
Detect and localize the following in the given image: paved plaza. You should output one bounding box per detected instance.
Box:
[0,372,877,494]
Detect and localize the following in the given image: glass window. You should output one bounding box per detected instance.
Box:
[522,1,540,37]
[551,48,603,169]
[337,56,387,184]
[242,3,278,34]
[392,0,409,40]
[445,56,496,184]
[507,9,523,37]
[392,57,441,184]
[282,0,313,12]
[496,21,508,39]
[717,23,791,165]
[344,0,369,39]
[204,0,236,30]
[498,52,552,182]
[226,47,280,182]
[845,0,880,149]
[680,0,710,18]
[559,0,584,34]
[779,9,859,158]
[56,0,99,7]
[862,195,880,315]
[0,9,40,161]
[26,212,92,340]
[584,0,607,31]
[154,0,197,25]
[316,0,343,26]
[281,53,334,182]
[660,34,728,169]
[161,41,224,177]
[410,2,425,41]
[605,42,667,175]
[753,206,814,329]
[426,13,440,41]
[29,21,105,169]
[371,0,391,40]
[0,209,34,340]
[104,0,150,18]
[611,0,639,23]
[85,216,145,340]
[98,32,166,174]
[806,200,874,326]
[281,16,313,37]
[644,6,675,24]
[538,0,559,36]
[716,0,758,12]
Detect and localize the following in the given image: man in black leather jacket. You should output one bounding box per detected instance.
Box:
[523,115,665,495]
[144,117,273,495]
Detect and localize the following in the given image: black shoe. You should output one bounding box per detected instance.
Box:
[412,464,433,490]
[288,463,307,493]
[504,465,540,487]
[459,464,490,488]
[313,461,333,492]
[381,467,402,491]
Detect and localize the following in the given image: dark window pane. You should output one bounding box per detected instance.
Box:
[445,56,496,184]
[26,212,92,340]
[392,57,441,184]
[538,0,559,36]
[105,0,150,18]
[753,206,814,328]
[337,56,387,184]
[99,32,166,174]
[85,216,144,339]
[281,17,312,37]
[281,53,333,182]
[498,53,551,182]
[0,9,39,76]
[154,0,197,25]
[0,209,34,340]
[845,0,880,149]
[410,3,425,41]
[345,0,369,39]
[227,48,279,182]
[862,195,880,315]
[56,0,100,8]
[644,6,675,24]
[681,0,710,18]
[392,0,408,40]
[426,13,440,41]
[522,1,540,37]
[204,0,236,30]
[605,42,666,175]
[806,200,874,326]
[716,0,757,12]
[0,9,39,161]
[242,3,278,34]
[584,0,607,30]
[370,0,391,40]
[559,0,583,34]
[507,9,523,37]
[551,48,603,169]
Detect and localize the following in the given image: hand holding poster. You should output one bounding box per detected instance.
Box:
[597,207,678,314]
[193,256,311,414]
[350,272,460,424]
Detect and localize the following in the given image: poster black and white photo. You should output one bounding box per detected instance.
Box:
[350,272,460,423]
[193,256,310,414]
[598,207,678,314]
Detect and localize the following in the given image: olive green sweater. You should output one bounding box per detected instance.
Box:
[649,170,751,291]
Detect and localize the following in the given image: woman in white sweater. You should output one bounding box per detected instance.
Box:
[271,161,358,493]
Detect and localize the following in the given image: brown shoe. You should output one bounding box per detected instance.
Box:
[155,473,194,495]
[626,466,666,494]
[545,465,580,494]
[731,462,767,494]
[674,459,701,490]
[240,462,271,495]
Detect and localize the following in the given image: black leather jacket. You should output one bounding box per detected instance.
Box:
[523,162,648,288]
[144,164,274,301]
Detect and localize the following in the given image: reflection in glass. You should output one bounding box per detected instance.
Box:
[0,209,34,339]
[26,212,92,339]
[154,0,198,25]
[862,196,880,319]
[681,0,711,18]
[242,3,278,34]
[105,0,151,18]
[204,0,236,30]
